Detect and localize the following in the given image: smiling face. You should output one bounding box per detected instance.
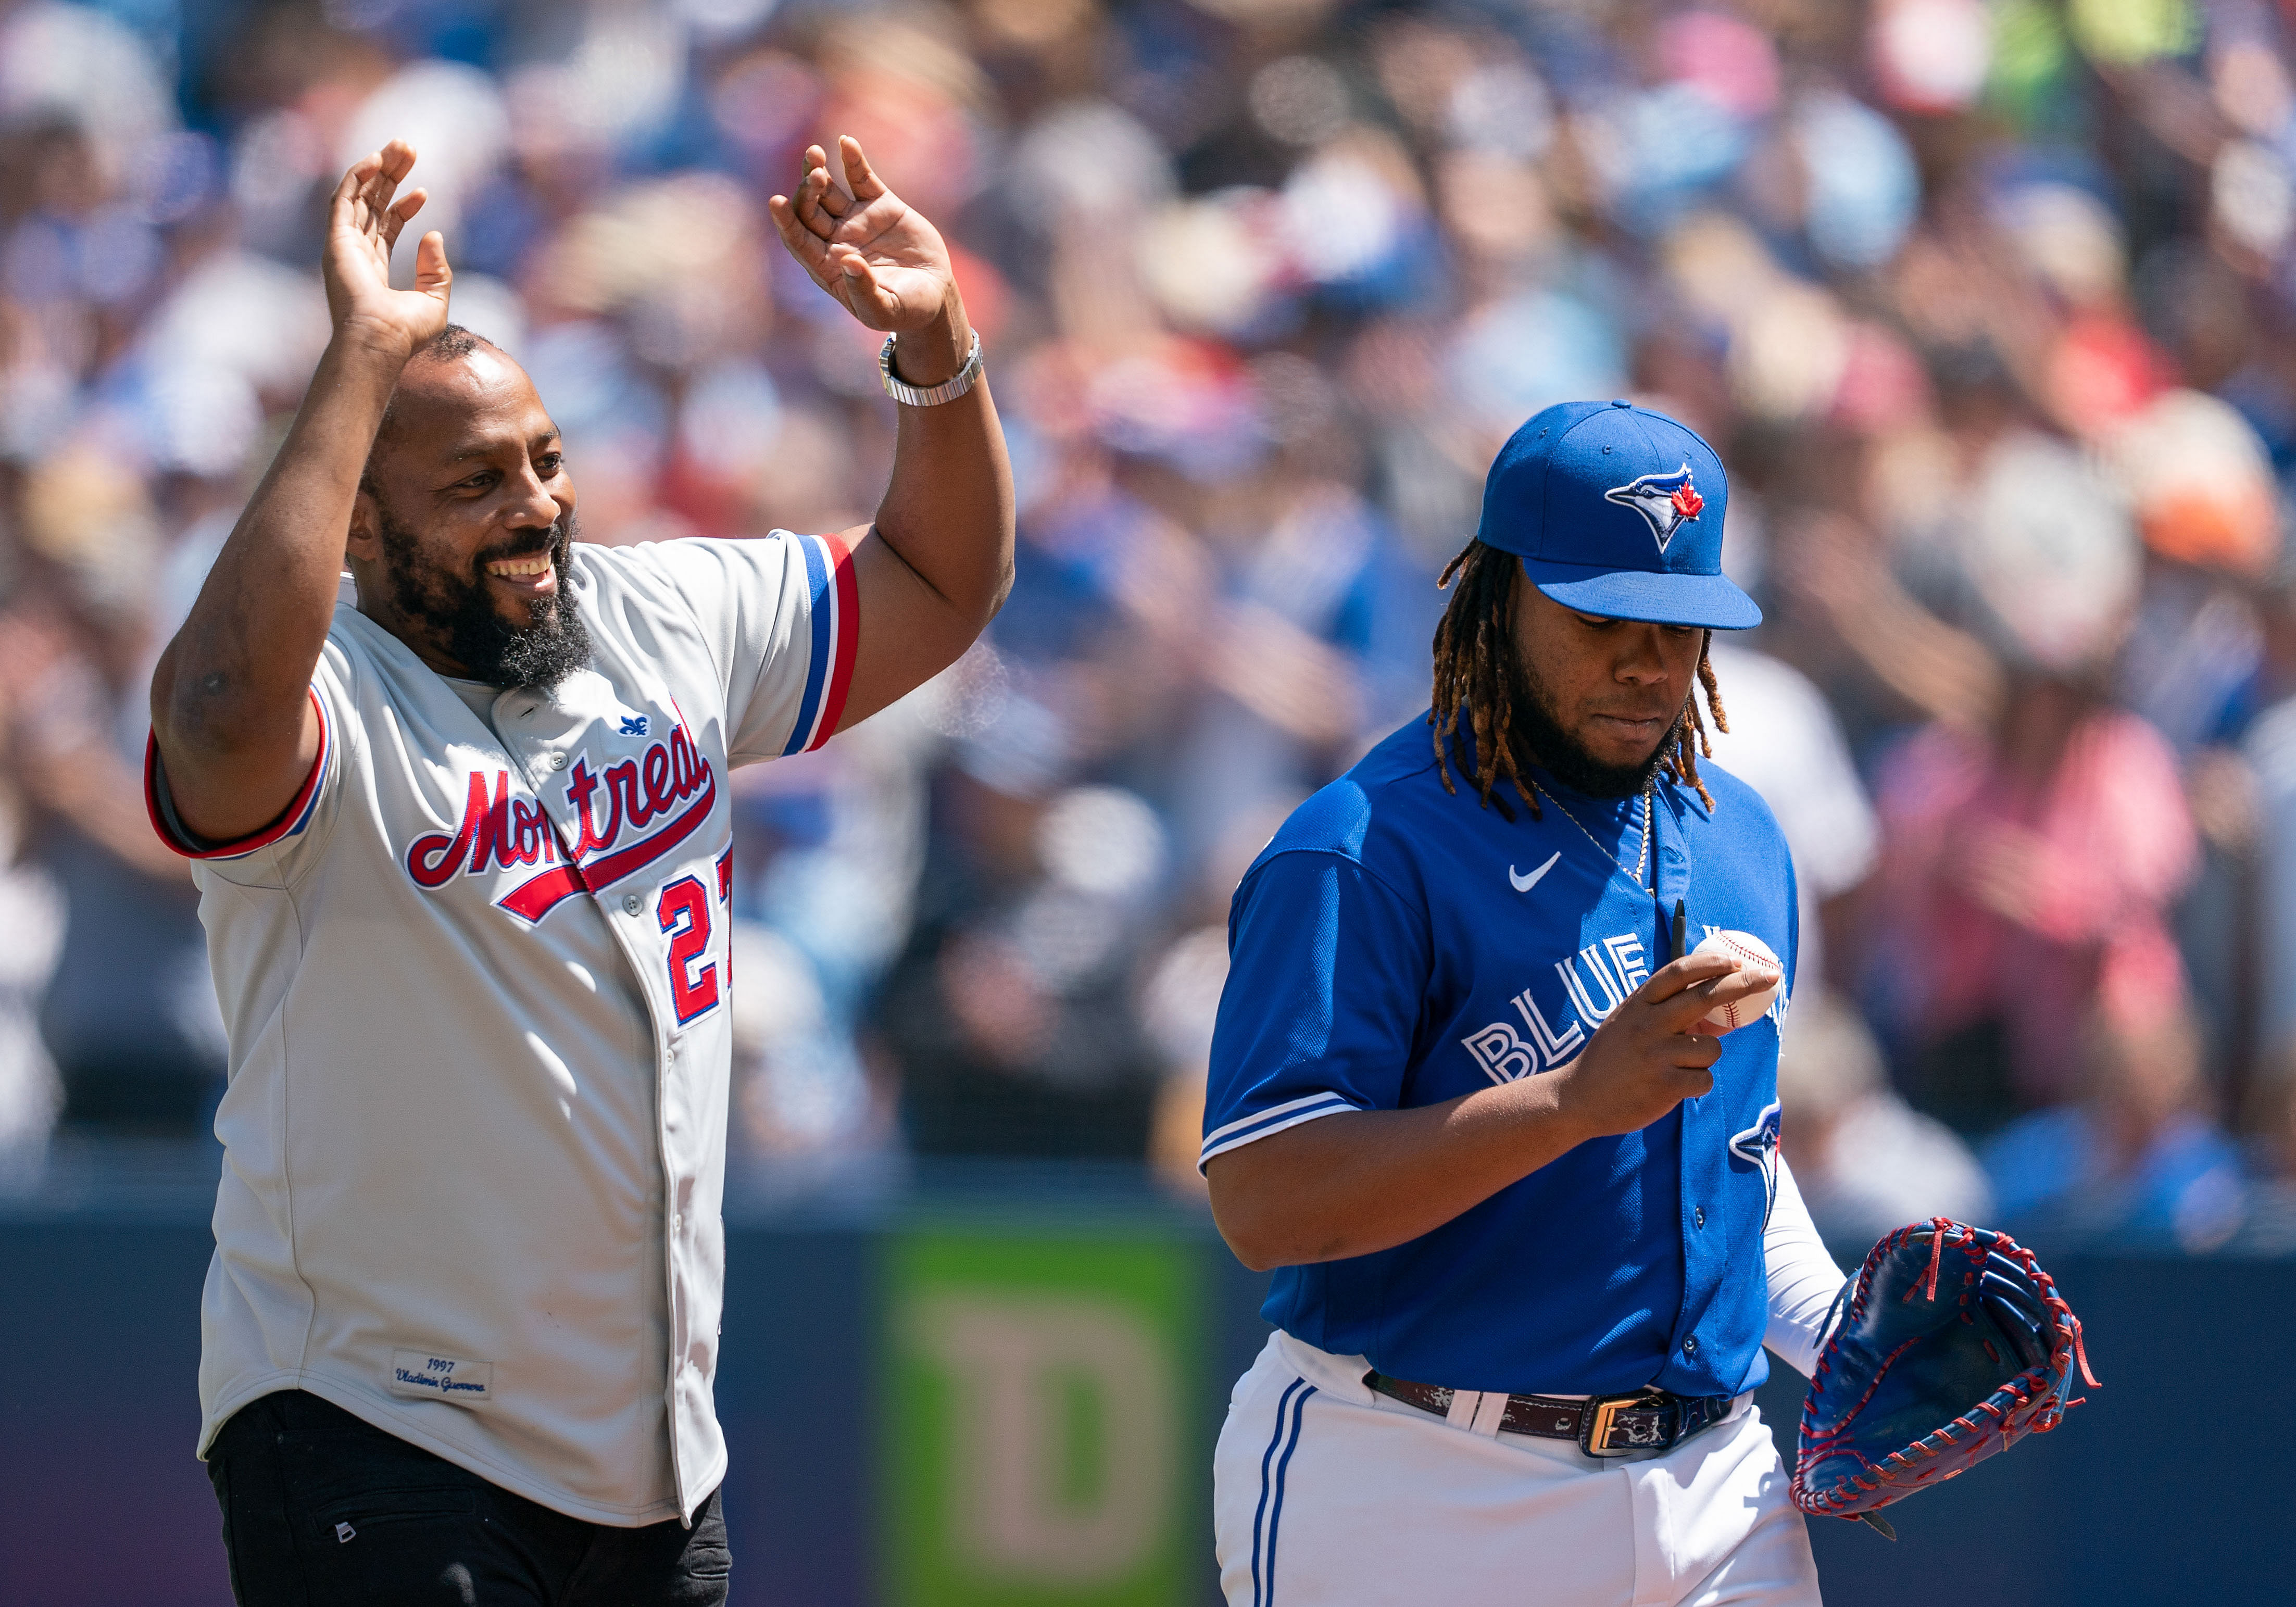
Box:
[1508,581,1707,797]
[347,342,589,687]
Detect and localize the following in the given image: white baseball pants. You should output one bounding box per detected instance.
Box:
[1213,1330,1823,1607]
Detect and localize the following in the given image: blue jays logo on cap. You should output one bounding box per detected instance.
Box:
[1471,399,1759,630]
[1603,463,1705,554]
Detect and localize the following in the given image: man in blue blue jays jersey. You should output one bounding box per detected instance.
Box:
[1201,401,1849,1606]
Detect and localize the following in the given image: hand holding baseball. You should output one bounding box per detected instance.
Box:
[1687,930,1782,1033]
[1550,950,1775,1140]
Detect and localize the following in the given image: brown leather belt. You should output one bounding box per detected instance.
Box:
[1363,1371,1736,1457]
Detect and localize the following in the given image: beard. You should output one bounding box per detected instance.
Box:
[1507,651,1689,799]
[377,507,593,690]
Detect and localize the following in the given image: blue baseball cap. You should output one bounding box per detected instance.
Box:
[1474,399,1761,630]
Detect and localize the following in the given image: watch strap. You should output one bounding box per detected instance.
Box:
[879,329,984,407]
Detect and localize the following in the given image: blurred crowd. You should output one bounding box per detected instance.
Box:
[6,0,2296,1254]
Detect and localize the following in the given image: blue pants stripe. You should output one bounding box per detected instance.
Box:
[1249,1379,1306,1607]
[1259,1381,1317,1606]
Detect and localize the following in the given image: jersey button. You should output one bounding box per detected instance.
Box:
[623,893,645,915]
[1693,1206,1705,1229]
[1683,1335,1699,1355]
[548,751,569,771]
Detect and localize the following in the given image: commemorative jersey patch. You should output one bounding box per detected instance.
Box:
[388,1349,495,1406]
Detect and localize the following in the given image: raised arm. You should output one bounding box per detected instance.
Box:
[148,141,450,843]
[769,136,1014,730]
[1206,951,1773,1271]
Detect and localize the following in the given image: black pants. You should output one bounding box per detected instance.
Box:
[206,1391,730,1606]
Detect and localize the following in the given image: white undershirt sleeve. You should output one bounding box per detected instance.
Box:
[1764,1155,1851,1379]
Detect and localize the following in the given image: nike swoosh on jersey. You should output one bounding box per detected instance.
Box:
[1509,850,1561,894]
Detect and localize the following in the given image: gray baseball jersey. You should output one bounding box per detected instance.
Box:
[146,530,856,1525]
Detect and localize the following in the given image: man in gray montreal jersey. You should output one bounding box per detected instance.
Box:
[145,139,1010,1602]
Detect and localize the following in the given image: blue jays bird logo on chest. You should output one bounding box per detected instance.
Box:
[1604,463,1705,554]
[1729,1099,1782,1224]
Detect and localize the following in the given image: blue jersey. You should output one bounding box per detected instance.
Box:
[1200,719,1797,1398]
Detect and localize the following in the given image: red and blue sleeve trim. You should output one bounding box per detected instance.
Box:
[780,530,859,757]
[144,686,331,860]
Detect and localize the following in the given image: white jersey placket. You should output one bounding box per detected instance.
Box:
[491,657,709,1516]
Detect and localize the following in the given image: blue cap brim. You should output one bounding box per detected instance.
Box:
[1521,558,1762,630]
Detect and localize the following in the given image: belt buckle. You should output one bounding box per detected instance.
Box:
[1582,1390,1673,1457]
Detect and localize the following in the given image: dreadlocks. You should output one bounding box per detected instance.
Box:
[1428,540,1729,820]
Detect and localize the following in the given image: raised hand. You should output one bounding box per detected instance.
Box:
[324,139,450,358]
[769,136,956,342]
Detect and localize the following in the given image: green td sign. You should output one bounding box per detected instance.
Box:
[881,1222,1202,1606]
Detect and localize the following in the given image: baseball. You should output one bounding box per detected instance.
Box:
[1689,930,1781,1034]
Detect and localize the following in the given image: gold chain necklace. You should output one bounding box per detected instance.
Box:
[1531,780,1655,896]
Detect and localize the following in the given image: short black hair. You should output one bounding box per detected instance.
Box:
[409,323,495,367]
[362,323,503,493]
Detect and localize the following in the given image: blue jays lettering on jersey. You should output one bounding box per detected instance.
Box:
[1200,718,1799,1399]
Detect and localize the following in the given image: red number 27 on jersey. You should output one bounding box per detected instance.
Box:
[656,876,720,1025]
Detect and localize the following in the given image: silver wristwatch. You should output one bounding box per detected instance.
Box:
[878,329,984,407]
